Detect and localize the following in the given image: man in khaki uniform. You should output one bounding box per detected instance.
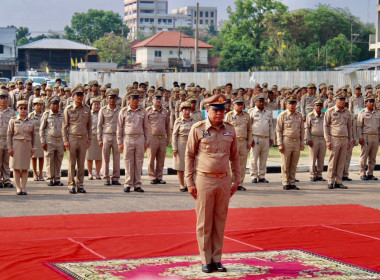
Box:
[62,86,92,194]
[276,96,305,190]
[343,100,357,181]
[9,78,24,110]
[28,85,43,113]
[98,91,121,186]
[324,93,352,189]
[249,94,273,184]
[349,84,364,114]
[357,94,380,180]
[142,87,155,109]
[175,90,187,118]
[84,80,101,106]
[225,97,252,190]
[0,90,15,188]
[185,94,240,273]
[146,91,170,184]
[17,79,33,102]
[300,83,317,121]
[40,96,64,186]
[117,91,150,193]
[169,87,180,129]
[305,99,326,182]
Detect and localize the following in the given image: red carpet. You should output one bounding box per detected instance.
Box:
[1,204,380,279]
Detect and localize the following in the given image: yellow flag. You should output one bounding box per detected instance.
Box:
[175,67,178,73]
[75,58,78,67]
[80,58,83,63]
[46,67,49,74]
[71,58,75,67]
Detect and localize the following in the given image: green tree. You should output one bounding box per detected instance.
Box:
[322,33,359,67]
[94,33,128,66]
[179,26,194,37]
[64,9,128,44]
[8,25,31,45]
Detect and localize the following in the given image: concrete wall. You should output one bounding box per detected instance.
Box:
[70,70,380,98]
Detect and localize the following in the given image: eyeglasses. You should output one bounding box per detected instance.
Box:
[19,107,27,110]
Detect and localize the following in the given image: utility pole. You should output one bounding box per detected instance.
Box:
[194,3,199,73]
[350,22,360,64]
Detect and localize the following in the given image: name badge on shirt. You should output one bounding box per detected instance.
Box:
[224,132,233,136]
[232,116,237,120]
[202,130,211,137]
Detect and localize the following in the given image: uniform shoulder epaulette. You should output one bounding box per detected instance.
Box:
[227,111,233,115]
[177,117,181,121]
[194,120,205,128]
[11,116,17,119]
[66,104,73,109]
[43,111,49,116]
[121,107,127,111]
[327,107,334,111]
[279,111,287,116]
[308,112,313,116]
[243,110,249,115]
[146,106,152,110]
[101,106,107,110]
[85,104,90,108]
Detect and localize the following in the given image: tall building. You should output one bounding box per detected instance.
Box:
[0,27,17,78]
[124,0,217,39]
[369,1,380,58]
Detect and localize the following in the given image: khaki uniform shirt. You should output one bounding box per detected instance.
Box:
[28,111,43,135]
[17,89,33,101]
[357,108,380,139]
[244,96,252,110]
[7,115,36,150]
[265,100,278,111]
[172,117,196,151]
[323,105,352,142]
[348,95,364,114]
[97,105,121,141]
[162,98,170,112]
[0,107,15,138]
[62,103,92,142]
[169,96,179,113]
[185,118,241,186]
[9,89,21,109]
[84,92,101,106]
[146,106,170,138]
[117,106,150,146]
[375,97,380,111]
[28,95,43,113]
[142,98,153,109]
[225,110,252,143]
[300,94,317,117]
[90,111,99,136]
[276,110,305,146]
[190,110,204,122]
[40,110,64,143]
[305,110,325,140]
[249,107,273,140]
[323,98,335,109]
[175,99,184,118]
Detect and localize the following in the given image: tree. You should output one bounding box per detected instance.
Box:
[8,25,31,45]
[64,9,128,44]
[179,26,194,37]
[93,33,128,66]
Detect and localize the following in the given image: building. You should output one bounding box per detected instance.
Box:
[124,0,217,40]
[133,31,214,71]
[369,1,380,58]
[0,27,17,79]
[18,38,98,72]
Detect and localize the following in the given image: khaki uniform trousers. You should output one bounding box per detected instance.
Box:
[360,135,379,176]
[170,113,176,130]
[195,173,231,264]
[0,138,10,184]
[343,144,353,178]
[309,136,326,178]
[327,137,348,185]
[250,136,270,180]
[280,138,300,185]
[45,136,64,182]
[233,139,248,185]
[147,136,166,180]
[124,135,144,188]
[102,134,120,182]
[68,136,88,189]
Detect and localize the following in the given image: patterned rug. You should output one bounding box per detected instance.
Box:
[46,249,380,280]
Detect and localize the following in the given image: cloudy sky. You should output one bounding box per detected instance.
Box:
[1,0,376,35]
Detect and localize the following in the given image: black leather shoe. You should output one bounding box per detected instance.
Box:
[47,181,54,186]
[367,175,378,180]
[213,262,227,272]
[283,185,291,190]
[316,177,326,181]
[77,188,87,193]
[201,263,215,273]
[0,182,3,188]
[22,191,27,195]
[69,188,76,194]
[342,177,352,181]
[150,180,158,184]
[258,178,269,183]
[334,183,348,189]
[310,177,316,182]
[112,181,121,185]
[16,191,22,195]
[290,185,300,190]
[360,175,368,180]
[237,186,246,191]
[252,178,258,183]
[55,181,64,186]
[295,179,299,182]
[328,184,334,189]
[134,186,144,192]
[180,187,188,192]
[123,186,131,193]
[104,181,111,186]
[156,180,166,184]
[4,183,13,188]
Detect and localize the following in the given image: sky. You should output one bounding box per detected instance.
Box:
[1,0,377,36]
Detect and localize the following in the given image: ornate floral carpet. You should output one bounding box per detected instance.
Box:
[47,249,380,280]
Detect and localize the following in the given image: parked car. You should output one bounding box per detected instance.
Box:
[47,80,68,87]
[0,77,10,84]
[28,77,48,87]
[10,76,28,83]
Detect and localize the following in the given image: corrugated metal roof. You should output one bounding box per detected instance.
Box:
[0,27,16,47]
[335,57,380,74]
[18,38,97,50]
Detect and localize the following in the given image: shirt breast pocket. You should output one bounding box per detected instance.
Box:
[200,137,214,153]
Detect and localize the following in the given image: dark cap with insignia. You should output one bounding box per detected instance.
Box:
[255,93,266,101]
[89,80,99,87]
[365,84,373,90]
[107,90,117,98]
[33,85,41,91]
[153,91,163,98]
[306,83,316,89]
[72,86,85,95]
[55,77,62,82]
[334,92,346,99]
[40,80,47,86]
[25,79,33,85]
[285,95,298,104]
[16,78,24,84]
[49,96,60,104]
[204,94,226,110]
[365,94,376,102]
[0,90,8,98]
[225,95,232,103]
[233,97,245,105]
[127,89,140,99]
[180,101,192,109]
[313,98,323,106]
[186,95,197,103]
[17,100,28,107]
[354,84,362,89]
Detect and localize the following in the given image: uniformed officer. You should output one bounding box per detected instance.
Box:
[86,97,102,180]
[306,99,326,182]
[29,98,45,181]
[225,97,252,190]
[349,84,364,114]
[28,85,43,113]
[40,96,65,186]
[62,86,92,194]
[172,101,197,192]
[301,83,317,121]
[324,92,352,189]
[323,90,335,109]
[17,79,33,102]
[169,87,180,129]
[7,100,36,195]
[357,94,380,180]
[117,91,150,193]
[84,80,101,106]
[9,78,24,110]
[277,95,305,190]
[185,94,240,273]
[343,99,357,181]
[97,91,121,186]
[142,87,154,109]
[0,90,15,188]
[59,87,71,112]
[146,91,170,184]
[249,94,273,184]
[175,90,187,118]
[187,95,204,122]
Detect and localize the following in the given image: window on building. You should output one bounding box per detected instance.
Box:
[169,51,173,55]
[200,19,203,24]
[140,18,144,23]
[194,11,196,17]
[145,18,149,22]
[200,11,203,17]
[150,18,154,23]
[158,19,162,24]
[211,12,214,17]
[211,20,214,24]
[0,45,3,54]
[140,1,154,3]
[158,28,162,31]
[155,51,162,57]
[205,19,208,24]
[168,19,172,24]
[133,9,137,14]
[194,20,196,24]
[205,11,208,17]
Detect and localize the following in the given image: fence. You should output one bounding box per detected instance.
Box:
[70,70,380,97]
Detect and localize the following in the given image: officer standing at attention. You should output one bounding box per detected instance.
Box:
[7,100,36,195]
[117,91,150,193]
[305,99,327,182]
[86,97,102,180]
[185,94,240,273]
[62,86,92,194]
[225,97,252,190]
[300,83,317,121]
[40,96,65,187]
[146,91,170,184]
[0,90,15,188]
[357,94,380,180]
[349,84,364,114]
[276,96,305,190]
[97,90,121,186]
[84,80,101,106]
[324,92,352,189]
[29,98,45,181]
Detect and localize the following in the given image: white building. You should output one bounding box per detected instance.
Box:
[172,6,218,30]
[369,1,380,58]
[0,27,17,78]
[133,31,213,70]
